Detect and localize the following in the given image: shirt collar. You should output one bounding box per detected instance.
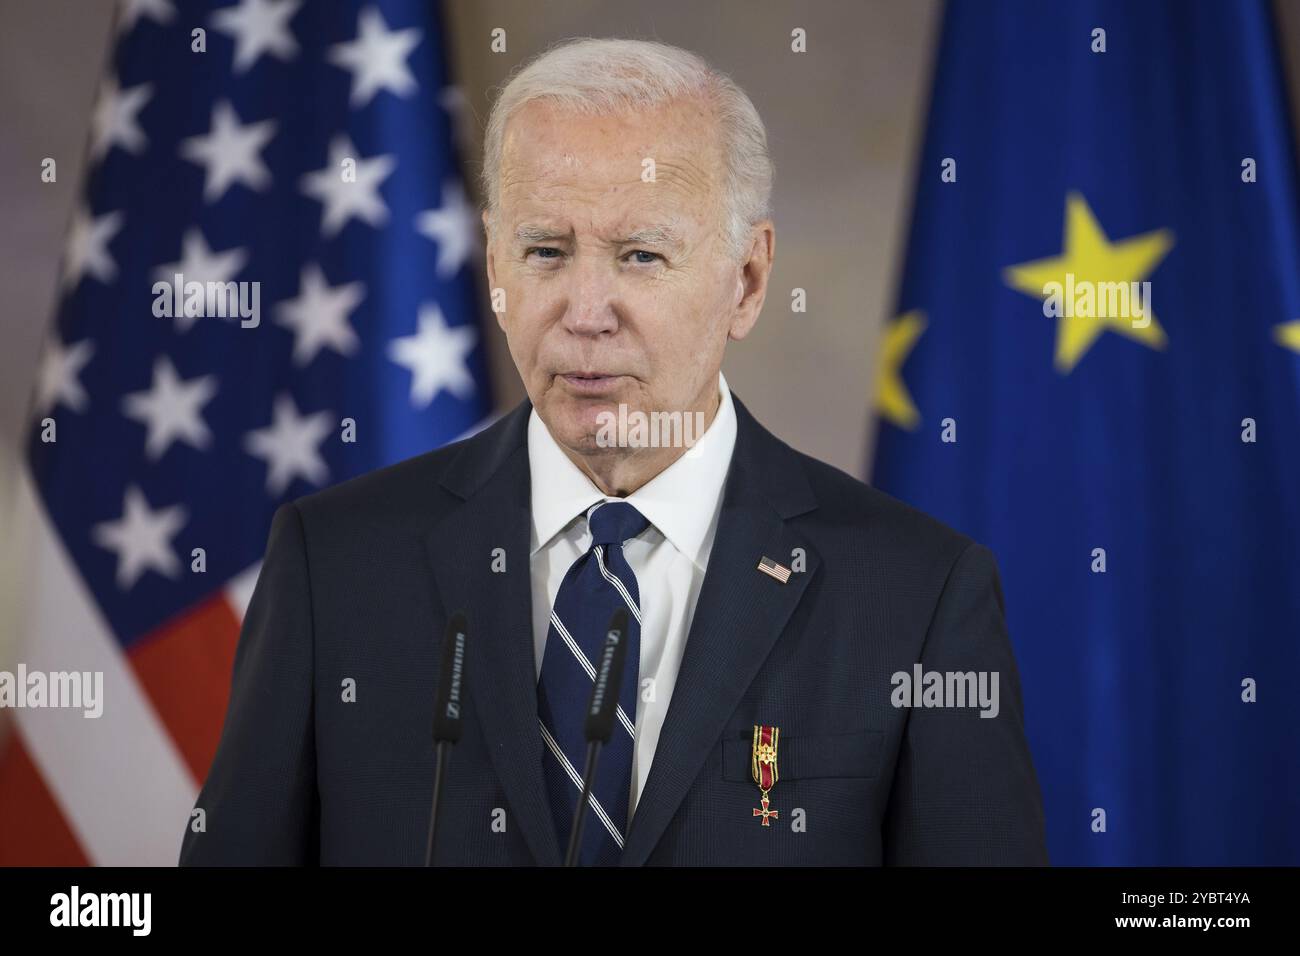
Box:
[528,371,737,570]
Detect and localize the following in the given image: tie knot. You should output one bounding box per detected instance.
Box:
[587,501,649,547]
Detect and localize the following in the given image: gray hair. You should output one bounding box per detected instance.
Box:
[480,37,774,261]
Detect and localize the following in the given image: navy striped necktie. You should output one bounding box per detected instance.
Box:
[537,500,649,865]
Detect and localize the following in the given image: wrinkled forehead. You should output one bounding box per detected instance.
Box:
[496,97,724,227]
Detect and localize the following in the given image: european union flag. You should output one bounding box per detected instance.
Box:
[872,0,1300,865]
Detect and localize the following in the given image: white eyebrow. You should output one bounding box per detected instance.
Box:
[621,225,684,247]
[514,223,570,244]
[512,223,684,247]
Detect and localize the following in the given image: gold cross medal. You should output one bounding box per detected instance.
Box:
[751,725,780,826]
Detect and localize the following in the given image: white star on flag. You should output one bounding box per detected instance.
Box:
[211,0,301,73]
[152,228,249,332]
[118,0,175,33]
[387,303,478,408]
[121,356,219,460]
[35,337,95,415]
[91,75,152,159]
[328,6,422,107]
[62,207,124,290]
[275,264,364,365]
[91,485,188,590]
[415,180,477,278]
[299,135,396,237]
[243,393,333,495]
[179,100,277,202]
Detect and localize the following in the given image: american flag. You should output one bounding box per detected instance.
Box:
[756,556,791,584]
[0,0,492,864]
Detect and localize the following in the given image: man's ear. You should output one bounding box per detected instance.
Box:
[483,209,508,331]
[728,220,775,342]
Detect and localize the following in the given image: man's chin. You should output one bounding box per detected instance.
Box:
[542,399,621,453]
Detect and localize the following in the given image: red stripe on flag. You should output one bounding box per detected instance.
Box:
[0,730,90,865]
[129,594,240,783]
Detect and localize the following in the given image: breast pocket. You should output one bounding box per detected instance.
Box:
[721,731,883,781]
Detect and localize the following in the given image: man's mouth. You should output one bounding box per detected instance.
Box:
[557,372,626,395]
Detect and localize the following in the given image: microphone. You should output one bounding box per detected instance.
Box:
[565,608,631,867]
[425,611,469,866]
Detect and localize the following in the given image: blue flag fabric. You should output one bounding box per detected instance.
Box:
[872,0,1300,865]
[27,0,492,650]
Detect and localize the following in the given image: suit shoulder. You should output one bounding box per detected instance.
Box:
[788,446,976,563]
[289,436,471,528]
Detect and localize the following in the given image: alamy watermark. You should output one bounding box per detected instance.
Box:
[890,664,1000,718]
[0,665,103,718]
[1041,272,1152,328]
[595,403,706,449]
[152,272,260,327]
[50,886,150,935]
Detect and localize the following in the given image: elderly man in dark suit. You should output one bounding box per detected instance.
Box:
[180,37,1048,866]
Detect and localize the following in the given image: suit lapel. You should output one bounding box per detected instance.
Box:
[619,395,820,866]
[424,401,564,867]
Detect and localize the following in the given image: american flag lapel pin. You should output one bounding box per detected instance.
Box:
[757,555,791,583]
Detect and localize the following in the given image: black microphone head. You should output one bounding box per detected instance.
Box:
[584,608,631,743]
[432,611,469,743]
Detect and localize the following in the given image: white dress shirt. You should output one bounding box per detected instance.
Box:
[528,371,738,824]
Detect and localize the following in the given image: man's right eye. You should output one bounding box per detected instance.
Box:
[526,247,563,260]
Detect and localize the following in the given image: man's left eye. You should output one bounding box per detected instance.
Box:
[626,250,662,264]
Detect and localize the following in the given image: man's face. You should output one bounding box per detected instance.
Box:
[485,96,759,456]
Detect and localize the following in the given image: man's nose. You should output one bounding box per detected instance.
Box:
[560,253,619,336]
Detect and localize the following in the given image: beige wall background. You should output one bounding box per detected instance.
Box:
[2,0,1299,498]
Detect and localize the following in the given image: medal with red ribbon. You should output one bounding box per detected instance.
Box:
[751,724,780,826]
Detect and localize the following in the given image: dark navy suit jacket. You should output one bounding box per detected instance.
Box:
[179,393,1049,866]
